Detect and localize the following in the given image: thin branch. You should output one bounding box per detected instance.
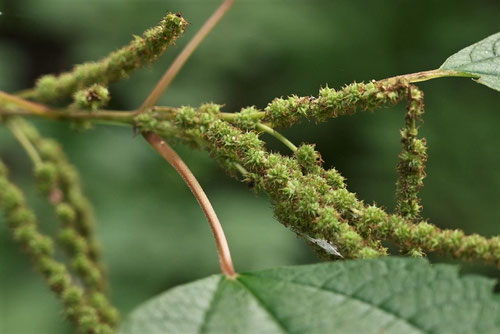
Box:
[0,107,135,123]
[257,123,298,152]
[0,91,50,115]
[0,102,265,127]
[140,0,237,277]
[233,162,248,176]
[144,132,236,277]
[139,0,235,111]
[6,118,43,165]
[0,90,136,126]
[219,110,266,121]
[386,68,478,84]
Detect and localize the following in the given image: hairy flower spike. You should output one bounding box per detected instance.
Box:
[185,120,383,258]
[0,159,112,332]
[264,79,408,127]
[28,12,188,103]
[395,85,427,221]
[131,81,500,266]
[6,118,118,327]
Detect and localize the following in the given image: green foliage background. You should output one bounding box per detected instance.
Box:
[0,0,499,332]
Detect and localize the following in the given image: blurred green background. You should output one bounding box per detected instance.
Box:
[1,0,499,332]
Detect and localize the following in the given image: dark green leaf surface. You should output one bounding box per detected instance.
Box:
[121,258,500,334]
[441,32,500,91]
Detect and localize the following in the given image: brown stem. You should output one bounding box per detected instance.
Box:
[139,1,237,277]
[144,132,236,277]
[0,91,51,115]
[139,0,235,111]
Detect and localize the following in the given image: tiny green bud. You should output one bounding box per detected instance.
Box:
[295,144,321,172]
[357,247,380,259]
[73,84,110,111]
[56,203,77,223]
[0,183,24,212]
[62,286,84,307]
[235,106,260,130]
[6,206,36,228]
[408,248,424,257]
[13,223,37,244]
[48,273,71,294]
[34,162,58,195]
[175,106,197,127]
[31,235,54,257]
[37,139,62,161]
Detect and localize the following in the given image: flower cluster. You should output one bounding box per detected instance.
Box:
[1,10,499,334]
[396,86,427,221]
[0,160,114,333]
[9,118,119,329]
[132,79,500,266]
[25,12,188,103]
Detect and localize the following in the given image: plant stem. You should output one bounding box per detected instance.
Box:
[257,122,298,152]
[140,0,237,277]
[6,118,43,166]
[0,107,135,123]
[233,162,248,176]
[0,91,50,115]
[0,90,136,125]
[220,111,266,121]
[0,101,266,128]
[388,68,478,83]
[144,132,236,277]
[139,0,235,111]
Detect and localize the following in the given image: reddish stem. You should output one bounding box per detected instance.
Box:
[144,132,236,277]
[139,0,235,111]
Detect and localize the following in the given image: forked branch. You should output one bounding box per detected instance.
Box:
[140,0,235,111]
[141,0,237,277]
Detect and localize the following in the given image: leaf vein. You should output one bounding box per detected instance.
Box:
[235,279,289,334]
[249,273,425,333]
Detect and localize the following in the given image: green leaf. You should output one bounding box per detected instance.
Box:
[441,32,500,91]
[121,258,500,334]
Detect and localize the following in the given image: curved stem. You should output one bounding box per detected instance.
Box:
[144,132,236,277]
[257,123,297,152]
[139,0,235,111]
[233,162,248,176]
[139,0,237,277]
[6,118,43,165]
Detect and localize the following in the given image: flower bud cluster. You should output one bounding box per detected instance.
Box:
[30,13,188,103]
[263,79,408,127]
[395,86,427,221]
[133,79,500,267]
[73,84,110,111]
[0,160,114,333]
[14,119,119,327]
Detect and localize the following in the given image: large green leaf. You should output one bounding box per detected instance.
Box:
[121,258,500,334]
[441,32,500,91]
